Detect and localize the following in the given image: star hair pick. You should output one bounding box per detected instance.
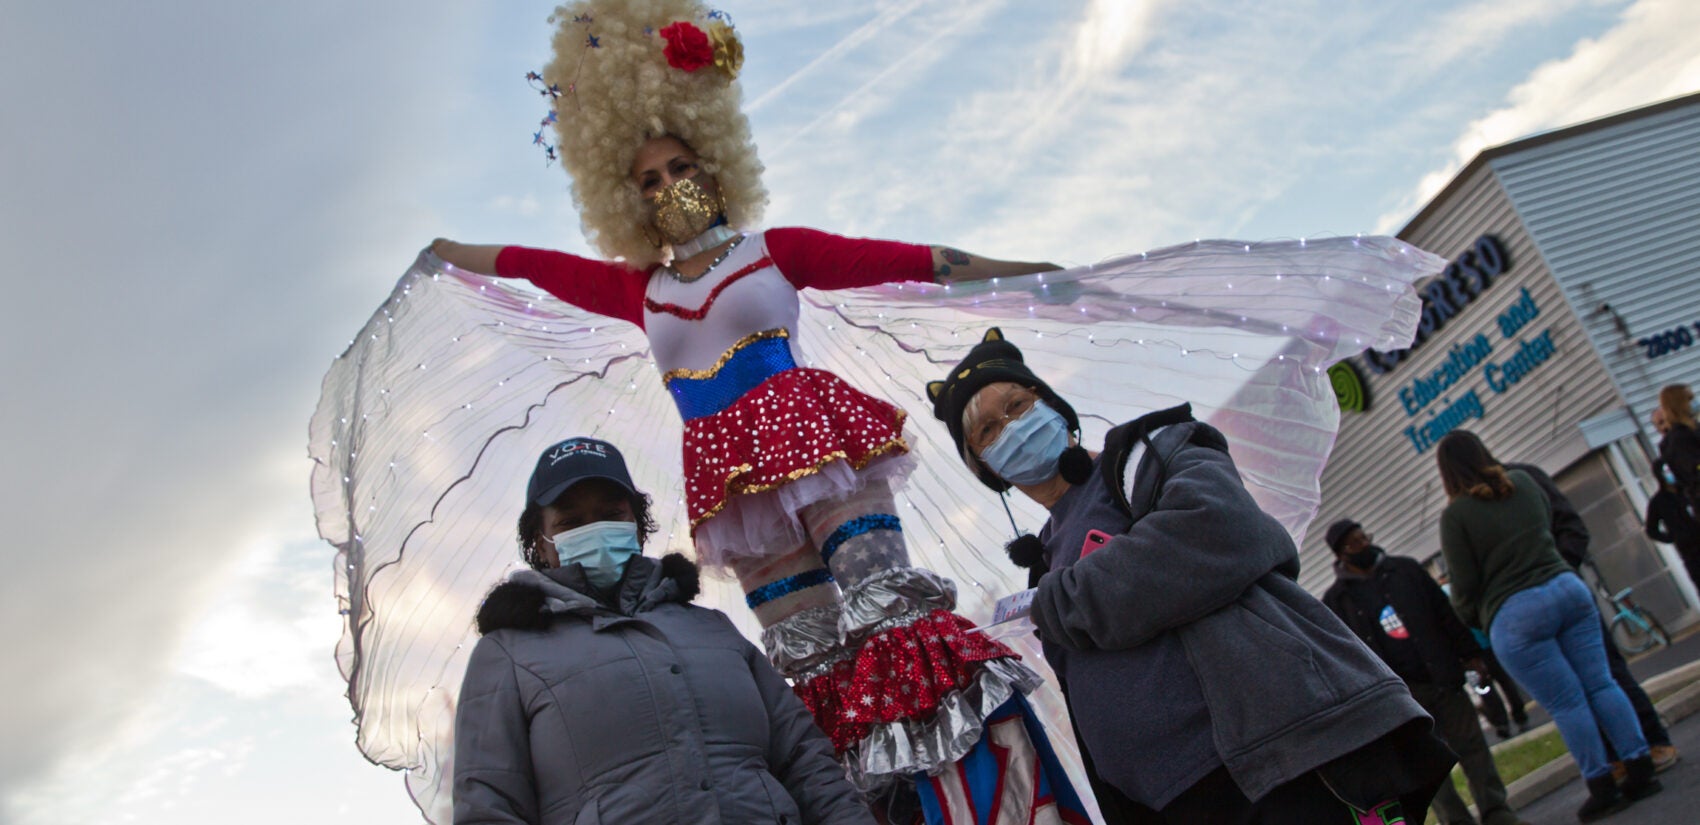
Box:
[525,70,578,166]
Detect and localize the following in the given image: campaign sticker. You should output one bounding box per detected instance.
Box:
[1379,604,1409,640]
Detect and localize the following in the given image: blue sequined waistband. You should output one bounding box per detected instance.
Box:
[665,331,797,420]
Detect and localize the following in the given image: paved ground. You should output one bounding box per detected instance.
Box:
[1512,704,1700,824]
[1626,627,1700,685]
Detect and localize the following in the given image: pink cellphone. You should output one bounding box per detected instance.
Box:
[1081,529,1112,559]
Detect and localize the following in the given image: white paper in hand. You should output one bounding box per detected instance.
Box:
[984,588,1038,640]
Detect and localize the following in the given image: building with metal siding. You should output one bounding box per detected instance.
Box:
[1497,98,1700,429]
[1305,92,1700,632]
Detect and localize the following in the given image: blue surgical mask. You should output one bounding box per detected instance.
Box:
[1663,467,1679,486]
[981,400,1071,486]
[551,521,641,589]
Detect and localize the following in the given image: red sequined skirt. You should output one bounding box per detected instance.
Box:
[681,367,908,533]
[793,609,1018,753]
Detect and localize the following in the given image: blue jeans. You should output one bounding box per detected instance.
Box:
[1490,573,1648,778]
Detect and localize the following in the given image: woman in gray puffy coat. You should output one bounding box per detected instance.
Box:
[453,437,875,825]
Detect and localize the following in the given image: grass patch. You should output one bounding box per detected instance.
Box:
[1423,729,1568,824]
[1490,729,1569,785]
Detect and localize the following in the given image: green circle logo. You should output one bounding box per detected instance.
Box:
[1330,362,1368,413]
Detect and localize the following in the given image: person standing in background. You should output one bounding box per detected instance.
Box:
[1646,458,1700,585]
[1438,431,1662,822]
[1323,520,1528,825]
[1656,387,1700,514]
[1503,460,1678,773]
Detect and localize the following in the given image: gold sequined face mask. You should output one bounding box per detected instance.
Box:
[650,176,725,246]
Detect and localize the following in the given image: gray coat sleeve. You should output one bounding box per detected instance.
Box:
[743,640,876,825]
[1030,432,1297,651]
[453,636,540,825]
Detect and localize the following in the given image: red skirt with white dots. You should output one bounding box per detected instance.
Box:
[682,367,911,565]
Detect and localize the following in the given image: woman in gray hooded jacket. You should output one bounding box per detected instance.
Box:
[452,437,875,825]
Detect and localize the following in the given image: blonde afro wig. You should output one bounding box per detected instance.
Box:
[544,0,767,265]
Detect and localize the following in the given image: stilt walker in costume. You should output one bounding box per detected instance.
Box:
[309,4,1451,822]
[430,1,1081,818]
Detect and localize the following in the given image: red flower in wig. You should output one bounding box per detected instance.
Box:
[660,22,714,72]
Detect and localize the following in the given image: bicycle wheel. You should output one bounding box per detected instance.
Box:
[1611,614,1657,654]
[1648,615,1672,648]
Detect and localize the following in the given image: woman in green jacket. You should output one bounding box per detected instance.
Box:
[1436,430,1658,822]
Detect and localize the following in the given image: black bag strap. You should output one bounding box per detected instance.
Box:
[1100,402,1196,518]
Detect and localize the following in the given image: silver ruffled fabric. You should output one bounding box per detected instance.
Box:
[761,603,845,677]
[840,567,957,639]
[850,657,1043,786]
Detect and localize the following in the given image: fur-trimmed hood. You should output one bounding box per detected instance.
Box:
[476,552,701,635]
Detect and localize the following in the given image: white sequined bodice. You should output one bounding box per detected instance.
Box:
[644,232,804,373]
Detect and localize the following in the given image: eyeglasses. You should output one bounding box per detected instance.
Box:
[967,388,1039,454]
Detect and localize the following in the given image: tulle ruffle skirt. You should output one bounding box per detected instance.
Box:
[685,367,913,566]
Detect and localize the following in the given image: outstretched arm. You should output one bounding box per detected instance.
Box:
[930,245,1061,284]
[763,227,1060,290]
[426,239,649,328]
[430,238,504,275]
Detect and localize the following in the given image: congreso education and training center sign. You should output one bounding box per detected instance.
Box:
[1302,92,1700,633]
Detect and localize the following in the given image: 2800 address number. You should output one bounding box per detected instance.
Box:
[1638,322,1700,360]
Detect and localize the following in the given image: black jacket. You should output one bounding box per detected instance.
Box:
[1660,424,1700,507]
[1506,462,1590,568]
[1323,555,1483,689]
[1646,489,1700,549]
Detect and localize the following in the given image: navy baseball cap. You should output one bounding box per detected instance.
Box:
[1324,519,1363,553]
[526,437,636,507]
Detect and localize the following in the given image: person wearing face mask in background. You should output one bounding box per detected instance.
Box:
[1322,521,1528,825]
[1646,459,1700,587]
[1656,385,1700,513]
[926,328,1456,825]
[452,436,876,825]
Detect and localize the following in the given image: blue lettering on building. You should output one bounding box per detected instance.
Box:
[1496,287,1539,339]
[1397,333,1494,417]
[1384,280,1560,454]
[1484,329,1557,393]
[1403,389,1486,454]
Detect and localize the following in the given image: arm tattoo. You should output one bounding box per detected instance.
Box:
[934,247,972,283]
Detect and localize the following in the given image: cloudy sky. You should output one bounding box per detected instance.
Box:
[3,0,1698,822]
